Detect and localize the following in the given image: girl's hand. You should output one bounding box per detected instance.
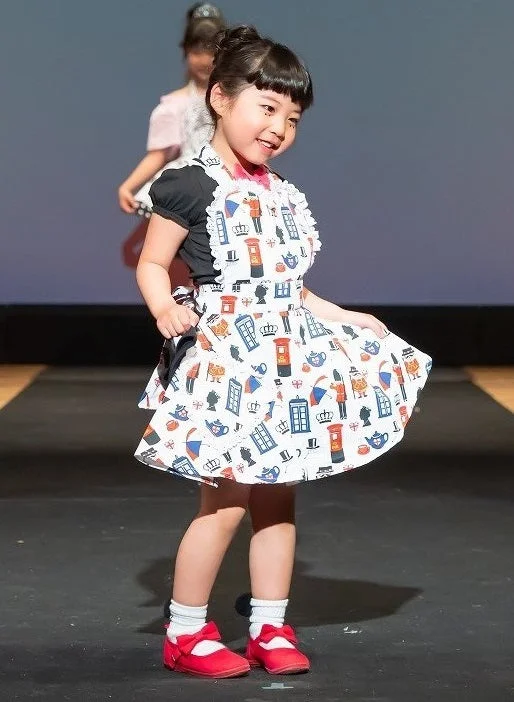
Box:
[118,184,137,213]
[341,310,388,338]
[156,302,200,339]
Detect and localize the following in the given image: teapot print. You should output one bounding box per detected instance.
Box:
[365,431,389,449]
[169,405,189,421]
[282,251,299,269]
[305,350,327,367]
[205,419,229,437]
[362,340,380,356]
[256,466,280,484]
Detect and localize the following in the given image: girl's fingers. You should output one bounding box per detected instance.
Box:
[157,323,171,339]
[370,317,387,338]
[187,309,200,327]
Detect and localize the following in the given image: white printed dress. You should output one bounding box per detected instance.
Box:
[135,144,432,486]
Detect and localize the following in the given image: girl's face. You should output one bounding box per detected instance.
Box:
[186,47,215,88]
[211,85,302,170]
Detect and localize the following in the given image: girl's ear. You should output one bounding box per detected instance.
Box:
[209,83,229,117]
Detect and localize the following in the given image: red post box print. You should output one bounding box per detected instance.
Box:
[327,423,345,463]
[220,295,238,314]
[273,337,292,377]
[244,238,264,278]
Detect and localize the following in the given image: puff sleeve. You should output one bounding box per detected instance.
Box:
[149,167,206,230]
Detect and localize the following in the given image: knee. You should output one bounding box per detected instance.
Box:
[197,481,251,533]
[197,503,248,535]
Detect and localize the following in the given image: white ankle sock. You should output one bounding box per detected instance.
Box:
[249,598,294,650]
[167,600,224,656]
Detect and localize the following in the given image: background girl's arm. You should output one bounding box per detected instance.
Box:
[118,150,170,213]
[303,287,387,338]
[136,214,198,337]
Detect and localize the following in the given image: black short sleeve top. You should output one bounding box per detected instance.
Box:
[149,165,219,284]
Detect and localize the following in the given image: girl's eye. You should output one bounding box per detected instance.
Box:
[288,118,299,128]
[262,105,274,114]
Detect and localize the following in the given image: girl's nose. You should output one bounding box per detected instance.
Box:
[271,120,286,140]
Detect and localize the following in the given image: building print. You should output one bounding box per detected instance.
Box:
[250,422,278,454]
[274,282,291,298]
[305,310,328,339]
[373,386,392,418]
[281,205,300,239]
[214,211,229,244]
[226,378,242,415]
[235,315,259,351]
[289,397,311,433]
[171,456,200,478]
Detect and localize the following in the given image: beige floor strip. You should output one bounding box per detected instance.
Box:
[0,365,47,410]
[465,366,514,414]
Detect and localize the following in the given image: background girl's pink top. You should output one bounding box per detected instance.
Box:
[146,91,190,160]
[134,83,213,210]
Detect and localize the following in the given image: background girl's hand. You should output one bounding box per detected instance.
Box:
[156,302,199,339]
[342,310,388,338]
[118,184,137,213]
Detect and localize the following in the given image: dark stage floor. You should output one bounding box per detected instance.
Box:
[1,368,513,701]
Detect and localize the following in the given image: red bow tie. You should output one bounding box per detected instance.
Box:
[233,163,270,189]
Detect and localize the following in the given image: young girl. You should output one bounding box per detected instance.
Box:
[118,3,225,281]
[135,26,431,679]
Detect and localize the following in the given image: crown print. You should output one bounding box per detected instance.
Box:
[275,419,289,434]
[247,400,261,414]
[205,156,221,166]
[204,458,221,472]
[316,409,334,424]
[233,223,250,235]
[259,322,278,337]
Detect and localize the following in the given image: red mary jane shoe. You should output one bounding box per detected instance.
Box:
[163,621,250,678]
[246,624,310,674]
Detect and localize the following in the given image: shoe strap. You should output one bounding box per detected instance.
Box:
[175,621,222,656]
[258,624,298,645]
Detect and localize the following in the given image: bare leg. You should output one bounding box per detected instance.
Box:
[245,483,310,669]
[172,479,251,606]
[248,483,296,600]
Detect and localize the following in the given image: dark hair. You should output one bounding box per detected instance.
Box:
[206,25,313,121]
[181,4,226,55]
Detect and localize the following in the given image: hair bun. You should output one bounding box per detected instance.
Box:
[214,25,261,62]
[188,3,223,21]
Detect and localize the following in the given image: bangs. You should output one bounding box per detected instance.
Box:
[249,44,313,111]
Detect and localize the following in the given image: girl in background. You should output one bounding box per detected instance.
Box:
[118,3,225,280]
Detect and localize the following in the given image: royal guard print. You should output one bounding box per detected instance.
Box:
[135,143,431,486]
[330,370,347,420]
[185,362,200,394]
[242,192,262,233]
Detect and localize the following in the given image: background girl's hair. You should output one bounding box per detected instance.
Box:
[206,25,313,120]
[181,3,226,54]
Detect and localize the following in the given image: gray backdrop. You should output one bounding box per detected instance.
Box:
[2,0,513,304]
